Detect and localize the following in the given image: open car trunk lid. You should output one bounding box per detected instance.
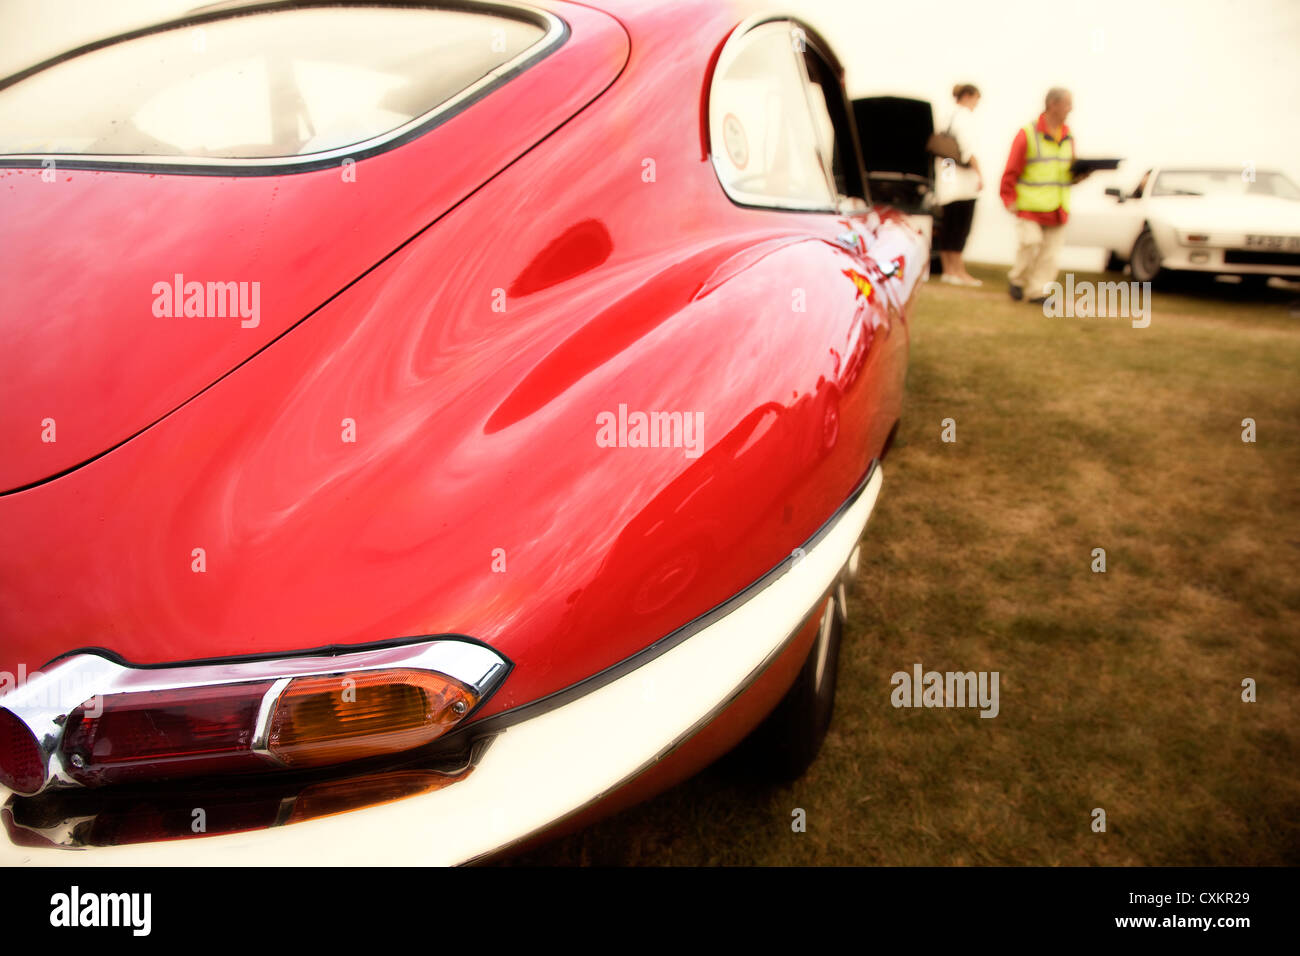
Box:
[853,95,935,215]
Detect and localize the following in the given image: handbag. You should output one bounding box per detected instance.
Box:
[926,113,964,163]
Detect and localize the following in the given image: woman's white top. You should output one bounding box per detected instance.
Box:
[935,103,981,206]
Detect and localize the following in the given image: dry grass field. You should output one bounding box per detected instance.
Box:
[506,264,1300,866]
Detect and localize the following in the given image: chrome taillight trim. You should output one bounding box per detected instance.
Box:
[0,638,509,796]
[250,678,293,761]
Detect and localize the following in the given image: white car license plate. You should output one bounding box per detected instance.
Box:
[1245,235,1300,250]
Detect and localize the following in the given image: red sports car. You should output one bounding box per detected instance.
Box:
[0,0,925,864]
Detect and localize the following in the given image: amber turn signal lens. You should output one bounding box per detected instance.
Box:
[267,668,477,768]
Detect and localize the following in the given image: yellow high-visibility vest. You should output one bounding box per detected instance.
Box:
[1015,123,1073,213]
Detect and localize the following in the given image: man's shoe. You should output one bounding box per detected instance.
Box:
[1008,284,1024,301]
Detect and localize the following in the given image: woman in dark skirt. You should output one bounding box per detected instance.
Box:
[936,83,984,286]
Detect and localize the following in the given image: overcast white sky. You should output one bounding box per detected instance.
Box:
[5,0,1298,265]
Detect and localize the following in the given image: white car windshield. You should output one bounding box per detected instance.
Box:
[1152,169,1300,200]
[0,5,547,161]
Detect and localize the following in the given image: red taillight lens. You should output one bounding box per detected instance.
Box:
[59,682,276,786]
[267,669,477,768]
[52,669,478,787]
[0,707,45,795]
[0,642,503,796]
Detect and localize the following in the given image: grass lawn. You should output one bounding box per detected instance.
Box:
[508,264,1300,865]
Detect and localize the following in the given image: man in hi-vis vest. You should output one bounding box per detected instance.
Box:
[1000,88,1090,302]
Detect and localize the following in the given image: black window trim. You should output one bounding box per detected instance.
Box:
[0,0,568,177]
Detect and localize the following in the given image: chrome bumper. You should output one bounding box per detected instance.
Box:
[0,465,883,866]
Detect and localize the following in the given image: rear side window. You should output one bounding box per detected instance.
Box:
[0,5,552,162]
[708,21,835,210]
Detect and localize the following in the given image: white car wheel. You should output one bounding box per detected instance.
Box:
[1130,228,1162,283]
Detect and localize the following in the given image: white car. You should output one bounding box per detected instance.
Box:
[1067,167,1300,285]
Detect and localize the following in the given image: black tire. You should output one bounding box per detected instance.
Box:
[1103,251,1126,273]
[737,595,843,782]
[1129,228,1162,283]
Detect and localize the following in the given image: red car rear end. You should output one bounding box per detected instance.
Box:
[0,0,925,863]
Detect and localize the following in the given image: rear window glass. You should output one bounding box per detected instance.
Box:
[0,6,548,160]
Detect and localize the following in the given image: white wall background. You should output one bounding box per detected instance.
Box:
[782,0,1300,266]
